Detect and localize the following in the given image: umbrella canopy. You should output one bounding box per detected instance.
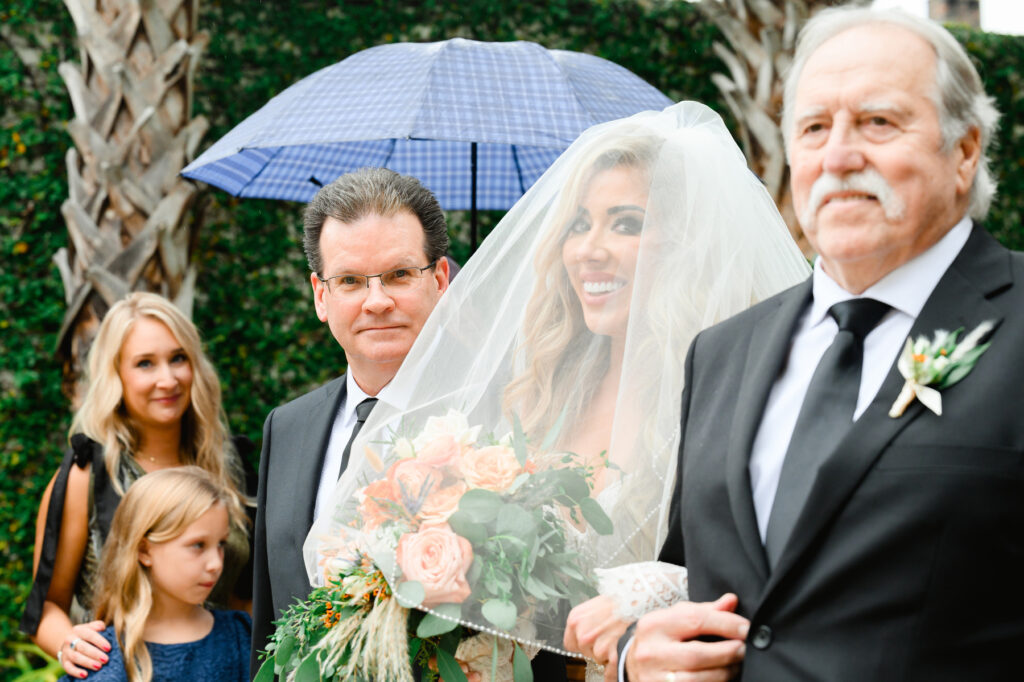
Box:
[182,38,673,210]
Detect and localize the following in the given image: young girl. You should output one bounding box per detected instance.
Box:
[60,466,251,681]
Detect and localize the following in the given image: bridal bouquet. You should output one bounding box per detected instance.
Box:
[257,410,613,682]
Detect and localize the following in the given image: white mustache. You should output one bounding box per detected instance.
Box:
[801,170,906,228]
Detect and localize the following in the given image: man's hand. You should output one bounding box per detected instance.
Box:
[59,621,110,678]
[564,595,631,669]
[625,594,748,682]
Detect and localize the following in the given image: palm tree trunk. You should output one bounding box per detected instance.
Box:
[54,0,208,407]
[695,0,869,253]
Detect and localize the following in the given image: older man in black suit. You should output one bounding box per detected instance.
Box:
[609,7,1022,681]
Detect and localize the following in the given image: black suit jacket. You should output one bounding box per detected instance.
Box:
[251,374,347,676]
[655,226,1024,680]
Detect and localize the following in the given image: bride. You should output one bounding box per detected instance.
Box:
[304,101,809,680]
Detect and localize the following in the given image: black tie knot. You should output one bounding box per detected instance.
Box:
[828,298,890,340]
[355,398,377,423]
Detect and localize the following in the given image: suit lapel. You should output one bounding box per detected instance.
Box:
[725,281,813,584]
[291,375,347,536]
[764,227,1010,592]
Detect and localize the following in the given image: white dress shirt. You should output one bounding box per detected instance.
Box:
[313,374,388,521]
[748,216,971,540]
[618,216,971,681]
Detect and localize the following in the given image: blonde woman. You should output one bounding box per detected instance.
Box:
[57,466,251,682]
[22,293,253,679]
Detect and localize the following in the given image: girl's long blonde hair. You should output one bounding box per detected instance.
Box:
[92,466,246,682]
[69,292,244,500]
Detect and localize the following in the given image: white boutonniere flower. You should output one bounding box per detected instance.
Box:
[889,321,995,418]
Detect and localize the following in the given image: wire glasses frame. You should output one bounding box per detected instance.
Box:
[318,260,438,295]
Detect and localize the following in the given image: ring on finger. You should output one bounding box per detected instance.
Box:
[665,673,677,682]
[69,637,81,651]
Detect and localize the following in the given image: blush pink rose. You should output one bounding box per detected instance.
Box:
[396,524,474,607]
[418,482,467,525]
[357,478,399,529]
[461,445,522,492]
[388,458,442,504]
[415,434,463,469]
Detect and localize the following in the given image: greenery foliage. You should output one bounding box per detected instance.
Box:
[1,0,1022,672]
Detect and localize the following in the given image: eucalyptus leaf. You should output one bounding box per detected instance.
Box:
[436,649,469,682]
[551,469,589,501]
[513,644,534,682]
[459,488,504,523]
[540,404,569,452]
[482,599,518,630]
[254,659,276,682]
[449,510,488,544]
[513,413,529,466]
[275,635,296,672]
[416,604,461,637]
[496,503,537,537]
[579,497,614,535]
[396,580,426,607]
[295,654,322,682]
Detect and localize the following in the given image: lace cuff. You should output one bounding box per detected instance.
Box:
[595,561,689,621]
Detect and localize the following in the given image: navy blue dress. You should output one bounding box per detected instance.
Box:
[61,610,251,682]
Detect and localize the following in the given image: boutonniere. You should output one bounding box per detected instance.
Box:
[889,321,995,418]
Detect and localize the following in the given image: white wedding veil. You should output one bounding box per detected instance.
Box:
[304,101,810,654]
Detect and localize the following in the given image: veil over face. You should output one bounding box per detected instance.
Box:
[304,102,811,654]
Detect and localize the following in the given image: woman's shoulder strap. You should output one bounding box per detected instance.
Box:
[19,436,100,634]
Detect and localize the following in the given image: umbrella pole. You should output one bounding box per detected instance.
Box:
[470,142,478,253]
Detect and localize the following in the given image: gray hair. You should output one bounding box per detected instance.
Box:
[302,167,449,275]
[782,7,1000,220]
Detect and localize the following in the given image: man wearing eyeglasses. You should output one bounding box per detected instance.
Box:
[251,168,451,675]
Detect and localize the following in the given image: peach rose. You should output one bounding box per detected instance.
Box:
[388,458,443,505]
[461,445,522,492]
[357,478,399,529]
[418,482,467,525]
[396,524,473,607]
[416,434,462,469]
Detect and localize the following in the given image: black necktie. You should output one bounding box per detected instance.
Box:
[339,397,377,479]
[764,298,890,567]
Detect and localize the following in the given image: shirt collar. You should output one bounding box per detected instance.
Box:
[808,215,972,327]
[343,372,389,420]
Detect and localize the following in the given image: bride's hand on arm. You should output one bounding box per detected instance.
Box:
[564,595,631,667]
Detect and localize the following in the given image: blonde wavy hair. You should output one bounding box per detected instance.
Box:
[504,136,659,442]
[68,292,244,500]
[92,466,246,682]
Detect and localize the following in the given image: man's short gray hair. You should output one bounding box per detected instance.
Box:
[303,167,449,275]
[781,7,1000,220]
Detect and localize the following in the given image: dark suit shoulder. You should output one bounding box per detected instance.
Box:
[268,375,346,424]
[693,279,809,348]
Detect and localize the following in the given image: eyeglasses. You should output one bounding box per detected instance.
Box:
[318,261,438,295]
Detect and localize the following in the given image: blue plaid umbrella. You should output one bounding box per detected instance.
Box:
[182,38,673,247]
